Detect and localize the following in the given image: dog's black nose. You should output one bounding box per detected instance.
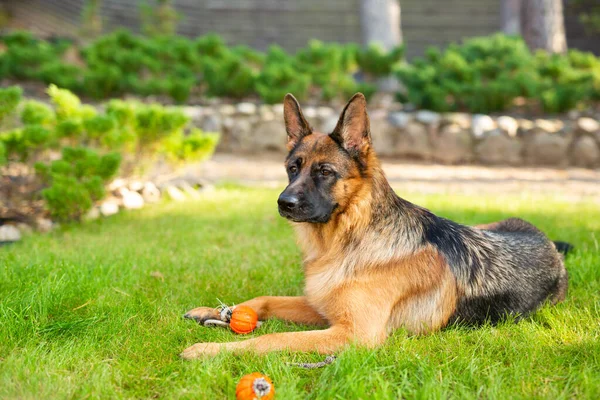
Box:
[278,193,299,211]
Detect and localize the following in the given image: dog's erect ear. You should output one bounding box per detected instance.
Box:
[330,93,371,154]
[283,94,312,150]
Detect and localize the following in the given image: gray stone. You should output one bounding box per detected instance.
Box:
[443,113,471,129]
[320,115,339,134]
[107,178,127,192]
[16,223,33,235]
[237,102,257,115]
[201,114,222,133]
[166,186,186,202]
[84,206,100,220]
[388,111,413,129]
[395,121,432,160]
[517,119,535,135]
[122,191,145,209]
[433,124,473,163]
[100,200,120,216]
[496,116,519,138]
[304,107,317,119]
[128,181,144,192]
[182,106,203,122]
[218,104,236,116]
[142,182,161,203]
[576,117,600,134]
[534,119,562,133]
[525,132,569,166]
[0,225,21,242]
[228,118,256,152]
[415,110,441,125]
[471,114,496,139]
[316,106,335,120]
[36,218,54,233]
[271,104,284,116]
[370,117,397,157]
[570,136,600,167]
[253,120,287,152]
[179,182,201,199]
[476,134,523,165]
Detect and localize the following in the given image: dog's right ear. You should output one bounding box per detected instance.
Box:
[283,94,312,150]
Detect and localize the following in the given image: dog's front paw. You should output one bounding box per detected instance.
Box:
[183,307,221,324]
[180,342,221,359]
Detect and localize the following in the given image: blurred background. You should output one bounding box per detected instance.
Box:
[1,0,600,237]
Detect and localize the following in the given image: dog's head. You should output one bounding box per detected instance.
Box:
[278,93,373,223]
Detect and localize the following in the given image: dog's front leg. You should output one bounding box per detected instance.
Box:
[180,325,354,358]
[184,296,327,326]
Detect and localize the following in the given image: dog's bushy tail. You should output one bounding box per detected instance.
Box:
[553,241,574,256]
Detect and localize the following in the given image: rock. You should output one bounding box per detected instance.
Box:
[0,225,21,242]
[369,92,396,109]
[316,106,334,120]
[128,181,144,192]
[415,110,441,125]
[122,191,145,209]
[303,107,317,119]
[165,185,186,202]
[35,218,54,233]
[237,102,257,115]
[258,105,275,121]
[388,111,413,129]
[496,116,519,138]
[100,200,120,216]
[218,104,236,116]
[475,133,523,165]
[320,115,339,133]
[517,119,535,136]
[433,124,473,163]
[525,132,569,166]
[16,223,33,235]
[142,182,161,203]
[201,114,222,133]
[226,118,254,152]
[182,106,203,122]
[253,120,287,151]
[395,121,432,160]
[568,110,581,120]
[108,178,127,192]
[471,114,496,139]
[442,113,471,129]
[570,136,600,167]
[576,117,600,134]
[534,119,562,133]
[179,182,201,199]
[84,207,100,220]
[370,116,397,157]
[271,103,284,116]
[115,187,129,197]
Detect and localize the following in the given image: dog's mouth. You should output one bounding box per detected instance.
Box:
[278,205,337,224]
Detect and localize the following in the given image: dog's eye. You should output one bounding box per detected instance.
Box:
[321,168,332,177]
[289,165,298,174]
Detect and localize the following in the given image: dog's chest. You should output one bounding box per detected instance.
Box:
[303,259,351,318]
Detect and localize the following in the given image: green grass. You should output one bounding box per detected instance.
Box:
[1,187,599,399]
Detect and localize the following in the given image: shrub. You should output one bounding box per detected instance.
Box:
[163,128,219,163]
[36,146,121,221]
[0,86,22,121]
[21,100,55,126]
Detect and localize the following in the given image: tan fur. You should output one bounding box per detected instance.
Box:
[181,94,464,358]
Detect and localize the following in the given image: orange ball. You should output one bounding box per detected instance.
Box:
[235,372,274,400]
[230,305,258,334]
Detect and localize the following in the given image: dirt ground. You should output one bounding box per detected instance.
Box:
[197,153,600,202]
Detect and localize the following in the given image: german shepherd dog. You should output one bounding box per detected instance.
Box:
[181,93,569,359]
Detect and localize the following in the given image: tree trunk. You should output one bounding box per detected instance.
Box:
[522,0,567,53]
[501,0,522,35]
[360,0,402,50]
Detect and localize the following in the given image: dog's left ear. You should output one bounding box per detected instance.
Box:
[330,93,371,154]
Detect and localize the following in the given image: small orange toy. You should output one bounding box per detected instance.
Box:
[230,305,258,334]
[235,373,275,400]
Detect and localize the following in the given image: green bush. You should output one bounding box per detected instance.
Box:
[396,33,600,113]
[21,100,55,126]
[1,30,405,104]
[163,128,219,163]
[0,86,22,121]
[36,146,121,221]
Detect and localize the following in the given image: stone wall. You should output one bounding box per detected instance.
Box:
[185,103,600,168]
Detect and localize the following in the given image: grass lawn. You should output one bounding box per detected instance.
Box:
[1,186,599,399]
